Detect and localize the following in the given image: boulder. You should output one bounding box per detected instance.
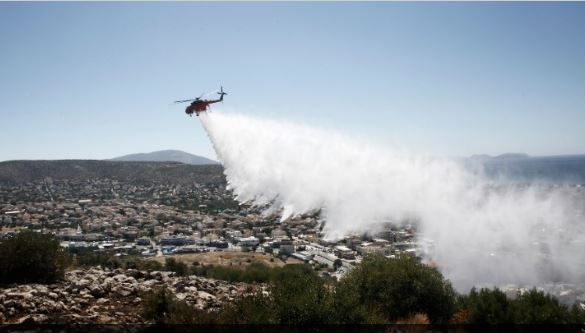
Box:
[0,266,257,324]
[16,314,49,324]
[89,285,105,297]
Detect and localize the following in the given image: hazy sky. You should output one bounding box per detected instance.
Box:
[1,2,584,161]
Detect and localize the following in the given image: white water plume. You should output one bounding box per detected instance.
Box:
[199,111,585,290]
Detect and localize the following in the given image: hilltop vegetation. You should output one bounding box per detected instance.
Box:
[143,254,585,325]
[0,230,69,284]
[1,232,584,324]
[0,160,225,185]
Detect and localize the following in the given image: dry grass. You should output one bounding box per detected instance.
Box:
[150,251,302,269]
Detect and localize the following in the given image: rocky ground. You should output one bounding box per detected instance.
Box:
[0,268,264,324]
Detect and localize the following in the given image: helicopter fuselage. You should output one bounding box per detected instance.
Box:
[176,87,226,117]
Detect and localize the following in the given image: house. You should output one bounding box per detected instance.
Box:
[160,236,195,246]
[356,243,391,256]
[136,237,151,246]
[271,229,288,240]
[312,252,337,269]
[291,252,312,263]
[209,240,229,248]
[238,236,259,247]
[334,245,356,260]
[279,239,295,255]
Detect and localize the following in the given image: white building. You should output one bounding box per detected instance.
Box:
[238,236,259,247]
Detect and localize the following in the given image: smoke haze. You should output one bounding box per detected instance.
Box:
[200,111,585,291]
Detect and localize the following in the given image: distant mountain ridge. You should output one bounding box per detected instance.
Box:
[1,153,583,186]
[0,160,224,185]
[468,153,531,162]
[111,150,218,165]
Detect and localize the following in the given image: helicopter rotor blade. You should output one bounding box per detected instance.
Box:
[200,90,218,99]
[175,87,227,104]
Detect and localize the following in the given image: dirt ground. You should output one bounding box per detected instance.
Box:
[151,251,302,269]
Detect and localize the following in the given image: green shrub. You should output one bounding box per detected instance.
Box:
[74,251,122,269]
[218,293,278,324]
[459,288,513,324]
[191,264,212,277]
[188,262,309,284]
[270,265,334,324]
[213,264,334,324]
[511,289,573,324]
[336,254,456,324]
[458,287,585,324]
[165,258,189,276]
[569,303,585,324]
[141,255,585,326]
[138,259,163,271]
[0,230,69,284]
[141,287,216,324]
[243,262,272,282]
[332,276,386,324]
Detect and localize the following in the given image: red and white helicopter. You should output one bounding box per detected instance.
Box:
[174,86,227,117]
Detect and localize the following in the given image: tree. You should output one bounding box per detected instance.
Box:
[139,260,163,271]
[164,258,188,276]
[332,276,385,324]
[0,230,69,284]
[270,265,335,324]
[511,289,573,324]
[333,259,343,271]
[460,288,513,324]
[458,287,585,325]
[569,303,585,324]
[336,254,456,324]
[218,293,277,324]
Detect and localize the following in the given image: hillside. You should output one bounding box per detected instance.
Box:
[2,154,584,187]
[0,267,257,324]
[0,160,225,185]
[111,150,218,165]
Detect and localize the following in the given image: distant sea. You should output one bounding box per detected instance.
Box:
[463,155,585,184]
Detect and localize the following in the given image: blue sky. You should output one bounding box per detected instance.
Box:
[1,2,584,161]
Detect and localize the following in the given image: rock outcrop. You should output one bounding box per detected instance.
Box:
[0,268,263,324]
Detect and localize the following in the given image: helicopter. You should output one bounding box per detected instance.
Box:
[174,86,227,117]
